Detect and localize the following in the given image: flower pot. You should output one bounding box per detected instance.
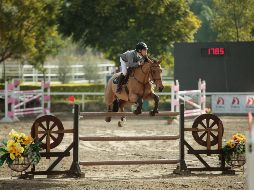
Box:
[228,153,246,167]
[8,157,31,172]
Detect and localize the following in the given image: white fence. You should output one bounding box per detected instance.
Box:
[0,62,116,83]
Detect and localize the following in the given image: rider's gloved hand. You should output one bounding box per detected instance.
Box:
[138,61,144,66]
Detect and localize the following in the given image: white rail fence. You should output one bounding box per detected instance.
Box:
[0,63,116,83]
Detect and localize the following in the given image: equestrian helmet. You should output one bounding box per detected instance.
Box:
[135,42,148,51]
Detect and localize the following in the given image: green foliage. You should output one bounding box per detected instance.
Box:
[46,39,112,83]
[83,62,101,83]
[0,130,41,167]
[20,83,105,91]
[222,133,246,164]
[24,140,41,165]
[0,0,64,70]
[59,0,201,64]
[188,0,217,42]
[212,0,254,41]
[0,83,171,104]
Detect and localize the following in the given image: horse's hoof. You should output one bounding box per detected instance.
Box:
[149,110,155,116]
[133,109,142,115]
[149,110,158,116]
[118,121,124,127]
[105,117,111,122]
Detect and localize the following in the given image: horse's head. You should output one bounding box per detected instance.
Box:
[149,60,164,92]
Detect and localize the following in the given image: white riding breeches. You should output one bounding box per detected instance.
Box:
[120,57,127,75]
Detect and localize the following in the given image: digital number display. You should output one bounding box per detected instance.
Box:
[201,47,225,57]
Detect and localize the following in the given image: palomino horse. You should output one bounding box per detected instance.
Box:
[104,58,164,126]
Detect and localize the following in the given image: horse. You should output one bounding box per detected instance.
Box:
[104,58,164,126]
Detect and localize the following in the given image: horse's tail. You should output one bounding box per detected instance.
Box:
[112,99,119,112]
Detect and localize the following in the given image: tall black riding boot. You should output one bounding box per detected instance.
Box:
[116,73,125,93]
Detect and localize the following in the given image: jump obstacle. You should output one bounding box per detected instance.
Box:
[20,102,234,178]
[171,79,206,117]
[247,112,254,190]
[0,80,50,122]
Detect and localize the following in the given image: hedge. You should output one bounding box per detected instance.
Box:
[0,83,171,102]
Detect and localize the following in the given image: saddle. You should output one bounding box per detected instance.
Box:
[113,67,134,85]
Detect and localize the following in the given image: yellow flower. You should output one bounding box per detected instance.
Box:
[10,153,15,160]
[226,139,235,148]
[23,136,33,145]
[9,129,19,139]
[7,140,24,157]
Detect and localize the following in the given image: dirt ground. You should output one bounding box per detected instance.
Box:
[0,113,247,190]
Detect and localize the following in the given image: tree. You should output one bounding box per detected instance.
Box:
[81,48,102,83]
[188,0,217,42]
[59,0,200,65]
[83,61,101,83]
[0,0,63,80]
[57,56,72,84]
[212,0,254,41]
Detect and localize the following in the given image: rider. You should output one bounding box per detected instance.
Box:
[116,42,148,93]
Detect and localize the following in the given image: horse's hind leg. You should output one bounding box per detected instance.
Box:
[105,105,112,122]
[105,99,119,122]
[118,100,127,127]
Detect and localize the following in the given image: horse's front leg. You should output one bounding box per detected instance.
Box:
[148,93,159,116]
[129,93,143,115]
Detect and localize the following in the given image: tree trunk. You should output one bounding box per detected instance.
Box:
[3,61,6,82]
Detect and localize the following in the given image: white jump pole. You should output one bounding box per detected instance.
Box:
[198,78,206,111]
[1,80,51,122]
[171,79,206,117]
[247,112,254,190]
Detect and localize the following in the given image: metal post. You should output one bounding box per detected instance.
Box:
[47,82,51,114]
[41,82,45,114]
[70,104,82,177]
[171,81,175,112]
[179,102,187,171]
[82,94,85,111]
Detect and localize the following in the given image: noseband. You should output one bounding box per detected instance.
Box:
[132,62,162,85]
[149,64,162,83]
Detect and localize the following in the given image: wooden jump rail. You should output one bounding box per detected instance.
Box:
[79,111,179,117]
[79,135,180,141]
[23,102,233,178]
[72,103,187,175]
[80,160,180,166]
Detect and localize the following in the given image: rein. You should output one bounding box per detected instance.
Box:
[129,61,162,97]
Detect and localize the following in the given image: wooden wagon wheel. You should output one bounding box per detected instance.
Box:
[192,114,224,149]
[31,115,64,150]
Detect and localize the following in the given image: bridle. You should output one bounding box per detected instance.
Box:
[130,61,162,97]
[132,61,162,85]
[149,64,162,83]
